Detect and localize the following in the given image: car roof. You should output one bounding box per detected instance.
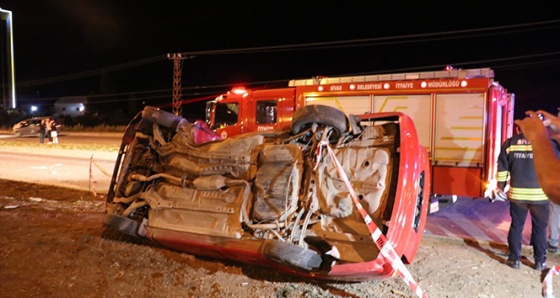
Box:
[23,116,51,121]
[13,117,50,126]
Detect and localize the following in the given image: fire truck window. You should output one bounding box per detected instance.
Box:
[213,103,239,129]
[256,101,277,124]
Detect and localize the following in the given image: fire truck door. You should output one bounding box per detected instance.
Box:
[432,93,485,197]
[373,95,432,152]
[433,93,484,166]
[250,89,295,132]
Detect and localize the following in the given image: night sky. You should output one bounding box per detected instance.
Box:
[1,1,559,120]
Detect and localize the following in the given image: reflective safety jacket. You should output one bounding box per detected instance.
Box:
[497,133,559,203]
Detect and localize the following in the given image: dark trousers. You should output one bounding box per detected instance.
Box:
[508,200,550,263]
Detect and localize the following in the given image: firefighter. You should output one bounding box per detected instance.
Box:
[497,125,558,271]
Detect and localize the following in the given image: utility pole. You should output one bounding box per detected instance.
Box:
[167,53,194,116]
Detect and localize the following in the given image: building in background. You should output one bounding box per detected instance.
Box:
[54,96,87,117]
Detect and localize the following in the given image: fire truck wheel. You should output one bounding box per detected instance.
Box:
[291,105,348,141]
[141,106,185,130]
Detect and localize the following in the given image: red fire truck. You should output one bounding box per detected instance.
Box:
[205,67,514,200]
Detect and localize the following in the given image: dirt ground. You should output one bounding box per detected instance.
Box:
[1,179,559,298]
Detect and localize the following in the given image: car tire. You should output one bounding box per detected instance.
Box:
[261,240,322,271]
[290,105,348,141]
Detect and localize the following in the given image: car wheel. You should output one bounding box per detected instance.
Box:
[261,240,322,271]
[291,105,348,141]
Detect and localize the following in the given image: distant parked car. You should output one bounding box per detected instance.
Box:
[12,117,48,137]
[12,117,62,137]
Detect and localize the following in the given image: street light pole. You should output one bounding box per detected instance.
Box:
[1,8,16,110]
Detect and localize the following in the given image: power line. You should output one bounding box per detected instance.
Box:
[24,52,560,107]
[344,52,560,77]
[12,19,560,88]
[178,20,560,55]
[16,55,165,87]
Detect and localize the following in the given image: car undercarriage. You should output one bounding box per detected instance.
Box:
[104,105,429,282]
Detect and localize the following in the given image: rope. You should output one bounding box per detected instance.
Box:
[89,154,113,197]
[91,158,113,177]
[89,155,97,197]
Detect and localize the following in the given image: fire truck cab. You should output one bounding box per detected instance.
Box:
[205,67,514,200]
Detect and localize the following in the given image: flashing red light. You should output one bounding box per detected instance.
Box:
[231,87,247,95]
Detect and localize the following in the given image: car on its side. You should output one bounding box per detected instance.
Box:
[103,105,431,282]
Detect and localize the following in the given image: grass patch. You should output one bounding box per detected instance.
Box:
[62,124,127,132]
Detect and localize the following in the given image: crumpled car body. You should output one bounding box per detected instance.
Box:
[103,105,431,282]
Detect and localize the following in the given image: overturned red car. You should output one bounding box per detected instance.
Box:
[103,105,431,282]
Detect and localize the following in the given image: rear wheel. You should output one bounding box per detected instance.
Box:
[290,105,348,141]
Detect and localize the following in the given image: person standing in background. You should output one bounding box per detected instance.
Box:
[547,133,560,254]
[515,110,560,254]
[50,119,59,144]
[45,117,53,144]
[549,201,560,253]
[39,119,46,144]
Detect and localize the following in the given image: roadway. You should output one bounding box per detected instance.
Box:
[0,131,122,194]
[0,131,523,246]
[0,131,123,146]
[424,198,530,246]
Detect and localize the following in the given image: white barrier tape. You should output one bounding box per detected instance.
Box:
[542,265,560,298]
[318,140,427,298]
